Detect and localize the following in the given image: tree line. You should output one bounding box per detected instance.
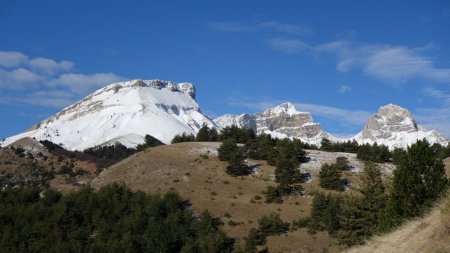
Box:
[0,183,234,252]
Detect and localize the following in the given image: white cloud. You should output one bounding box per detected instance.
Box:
[52,73,124,93]
[314,40,450,85]
[0,50,125,107]
[0,51,28,67]
[28,57,74,76]
[338,84,351,94]
[0,68,43,90]
[266,38,308,54]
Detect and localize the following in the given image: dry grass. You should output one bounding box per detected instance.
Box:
[91,142,341,252]
[345,159,450,253]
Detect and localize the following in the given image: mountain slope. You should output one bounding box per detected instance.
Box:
[214,102,334,145]
[1,80,216,150]
[352,104,448,149]
[345,188,450,253]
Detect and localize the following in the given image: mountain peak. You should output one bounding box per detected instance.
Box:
[215,101,332,145]
[1,79,212,150]
[102,79,196,99]
[354,103,448,148]
[263,102,301,117]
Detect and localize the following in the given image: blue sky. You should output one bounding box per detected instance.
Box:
[1,0,450,139]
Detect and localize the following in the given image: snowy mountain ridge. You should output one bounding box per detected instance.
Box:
[1,80,448,151]
[1,79,217,150]
[214,102,335,146]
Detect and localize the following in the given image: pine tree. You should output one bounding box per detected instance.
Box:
[226,148,250,176]
[196,124,210,142]
[337,196,366,246]
[380,139,448,231]
[218,139,239,161]
[355,162,386,237]
[319,163,342,191]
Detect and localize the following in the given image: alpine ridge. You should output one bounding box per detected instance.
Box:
[214,102,334,146]
[1,79,217,150]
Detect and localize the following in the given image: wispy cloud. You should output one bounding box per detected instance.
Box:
[422,87,450,104]
[209,21,312,54]
[226,95,371,132]
[314,40,450,85]
[293,102,371,127]
[0,50,124,107]
[338,84,351,94]
[266,38,308,54]
[415,87,450,138]
[416,107,450,138]
[209,21,312,35]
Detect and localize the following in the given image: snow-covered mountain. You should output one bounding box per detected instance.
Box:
[214,102,334,146]
[351,104,448,149]
[1,79,217,150]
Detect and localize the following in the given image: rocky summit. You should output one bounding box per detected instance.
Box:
[352,104,448,149]
[214,102,333,146]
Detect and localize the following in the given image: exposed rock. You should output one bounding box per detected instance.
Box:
[215,102,333,145]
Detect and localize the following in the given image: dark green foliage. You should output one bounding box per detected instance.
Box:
[171,132,196,144]
[40,140,134,168]
[391,147,407,165]
[274,157,303,196]
[320,138,359,153]
[336,163,386,246]
[226,149,251,176]
[12,146,26,155]
[245,134,277,160]
[196,124,219,142]
[356,143,391,162]
[335,156,350,170]
[264,186,283,204]
[218,139,239,162]
[336,196,367,246]
[244,228,266,252]
[84,143,136,160]
[257,213,289,236]
[0,184,234,253]
[135,134,164,151]
[319,163,343,191]
[219,126,255,144]
[310,192,341,233]
[380,140,448,231]
[291,217,312,230]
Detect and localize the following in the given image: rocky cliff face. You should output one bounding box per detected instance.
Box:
[214,103,333,145]
[353,104,448,149]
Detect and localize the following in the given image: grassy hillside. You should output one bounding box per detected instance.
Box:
[345,188,450,253]
[91,142,351,252]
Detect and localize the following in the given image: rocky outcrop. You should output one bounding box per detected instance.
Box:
[215,102,333,145]
[353,104,448,149]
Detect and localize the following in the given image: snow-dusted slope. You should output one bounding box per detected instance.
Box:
[352,104,448,149]
[214,102,334,146]
[1,80,217,150]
